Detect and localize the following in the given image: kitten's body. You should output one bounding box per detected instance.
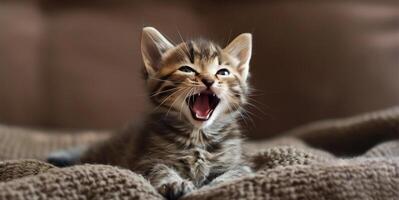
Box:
[50,27,253,199]
[82,112,249,198]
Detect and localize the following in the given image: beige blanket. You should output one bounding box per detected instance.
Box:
[0,107,398,199]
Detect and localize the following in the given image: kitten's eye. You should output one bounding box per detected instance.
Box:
[178,66,196,73]
[216,68,230,76]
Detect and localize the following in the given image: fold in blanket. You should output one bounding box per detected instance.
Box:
[0,107,398,199]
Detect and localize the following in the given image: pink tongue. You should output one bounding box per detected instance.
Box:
[192,94,211,118]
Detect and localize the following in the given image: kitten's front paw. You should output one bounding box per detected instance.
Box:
[157,180,195,200]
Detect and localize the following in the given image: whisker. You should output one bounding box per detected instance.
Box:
[220,93,249,127]
[148,77,201,88]
[153,87,186,112]
[226,92,269,122]
[179,88,195,120]
[166,87,190,117]
[240,108,256,128]
[227,91,268,116]
[176,30,190,57]
[231,101,252,127]
[150,87,181,97]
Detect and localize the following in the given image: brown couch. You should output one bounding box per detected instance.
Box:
[1,0,398,138]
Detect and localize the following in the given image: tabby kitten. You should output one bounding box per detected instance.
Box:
[76,27,253,199]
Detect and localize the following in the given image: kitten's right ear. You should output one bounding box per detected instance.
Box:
[141,27,174,76]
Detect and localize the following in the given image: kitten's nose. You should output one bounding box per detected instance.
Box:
[201,78,214,88]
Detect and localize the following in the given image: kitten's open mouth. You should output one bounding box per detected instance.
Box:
[186,91,220,121]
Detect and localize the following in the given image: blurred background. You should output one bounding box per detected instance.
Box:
[0,0,398,139]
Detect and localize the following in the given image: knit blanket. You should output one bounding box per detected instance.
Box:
[0,107,398,199]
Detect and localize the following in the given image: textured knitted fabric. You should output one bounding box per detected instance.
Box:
[0,107,398,200]
[0,127,108,161]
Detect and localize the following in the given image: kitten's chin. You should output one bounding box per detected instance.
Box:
[187,112,218,128]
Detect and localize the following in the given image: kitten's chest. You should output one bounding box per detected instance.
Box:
[150,123,242,185]
[178,148,215,186]
[177,145,237,186]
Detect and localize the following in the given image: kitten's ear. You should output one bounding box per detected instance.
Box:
[141,27,174,76]
[223,33,252,80]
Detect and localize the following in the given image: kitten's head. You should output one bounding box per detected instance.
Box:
[141,27,252,128]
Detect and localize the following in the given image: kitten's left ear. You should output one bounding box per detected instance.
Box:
[223,33,252,80]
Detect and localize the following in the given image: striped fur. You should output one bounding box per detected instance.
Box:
[82,27,253,200]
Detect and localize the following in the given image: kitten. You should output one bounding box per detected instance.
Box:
[49,27,253,200]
